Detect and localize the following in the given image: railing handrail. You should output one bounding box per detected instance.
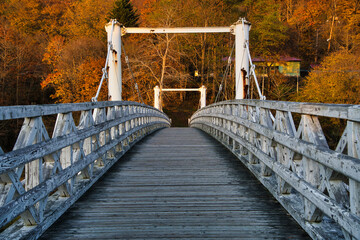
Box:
[197,99,360,121]
[0,101,162,121]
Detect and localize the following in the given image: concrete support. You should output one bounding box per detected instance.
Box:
[105,20,122,101]
[154,86,160,110]
[234,19,251,100]
[200,85,207,108]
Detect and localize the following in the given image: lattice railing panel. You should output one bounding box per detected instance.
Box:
[190,100,360,240]
[0,101,170,239]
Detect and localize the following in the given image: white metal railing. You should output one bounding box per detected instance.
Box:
[0,101,170,239]
[190,100,360,240]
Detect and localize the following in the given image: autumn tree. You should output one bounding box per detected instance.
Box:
[330,0,360,52]
[285,0,360,65]
[41,37,107,103]
[297,49,360,104]
[107,0,140,27]
[3,0,71,37]
[288,0,328,64]
[123,0,243,113]
[0,16,47,151]
[244,0,289,59]
[62,0,113,40]
[179,0,231,101]
[242,0,292,100]
[3,0,360,109]
[0,20,46,106]
[128,0,191,109]
[294,48,360,147]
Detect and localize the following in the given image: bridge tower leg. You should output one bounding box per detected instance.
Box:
[105,20,122,101]
[234,19,251,100]
[200,85,206,108]
[154,86,161,110]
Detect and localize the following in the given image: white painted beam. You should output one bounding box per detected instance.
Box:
[162,88,201,92]
[153,87,207,109]
[123,27,232,35]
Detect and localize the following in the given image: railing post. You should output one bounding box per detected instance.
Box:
[105,20,122,101]
[301,115,326,222]
[234,18,250,100]
[348,121,360,217]
[13,117,52,226]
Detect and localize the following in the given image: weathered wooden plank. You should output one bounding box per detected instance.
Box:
[40,128,309,240]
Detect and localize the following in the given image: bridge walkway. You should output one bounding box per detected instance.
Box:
[40,128,309,239]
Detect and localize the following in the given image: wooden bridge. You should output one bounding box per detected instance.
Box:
[0,100,359,240]
[1,19,360,240]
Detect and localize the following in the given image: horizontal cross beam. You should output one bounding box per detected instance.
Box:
[162,88,201,92]
[123,27,233,35]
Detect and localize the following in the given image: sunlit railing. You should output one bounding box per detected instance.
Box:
[0,101,170,239]
[190,100,360,240]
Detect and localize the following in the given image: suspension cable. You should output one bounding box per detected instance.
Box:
[120,38,144,104]
[242,20,265,100]
[241,21,275,121]
[92,20,116,102]
[215,42,235,103]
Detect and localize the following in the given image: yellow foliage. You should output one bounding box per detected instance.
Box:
[297,50,360,104]
[62,0,113,40]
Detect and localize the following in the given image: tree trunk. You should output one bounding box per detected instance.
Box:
[200,33,206,85]
[200,21,208,85]
[159,33,170,111]
[211,47,217,103]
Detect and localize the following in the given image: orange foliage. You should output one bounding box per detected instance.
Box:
[42,57,107,103]
[42,36,66,68]
[140,0,157,17]
[41,36,106,103]
[3,0,360,107]
[77,58,108,103]
[289,0,328,29]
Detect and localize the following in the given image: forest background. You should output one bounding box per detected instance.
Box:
[1,0,360,148]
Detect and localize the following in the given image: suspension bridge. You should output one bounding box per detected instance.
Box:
[0,19,359,240]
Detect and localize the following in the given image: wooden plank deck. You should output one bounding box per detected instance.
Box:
[40,128,310,239]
